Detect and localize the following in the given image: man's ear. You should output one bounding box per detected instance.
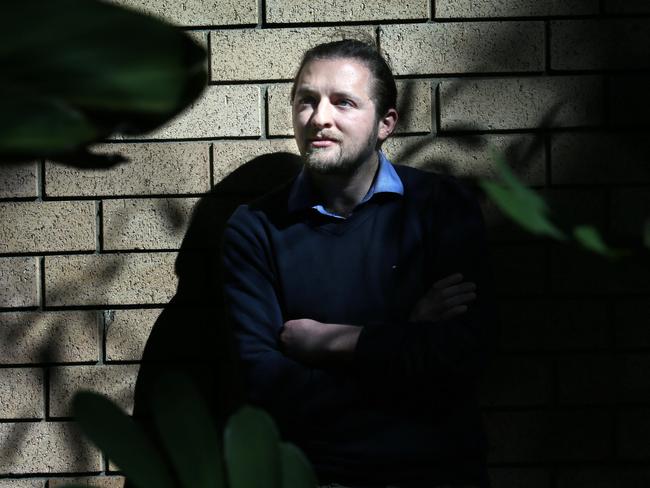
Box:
[377,108,398,143]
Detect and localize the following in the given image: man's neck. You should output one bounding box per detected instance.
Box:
[307,152,380,218]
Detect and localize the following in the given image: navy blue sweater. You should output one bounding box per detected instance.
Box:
[222,164,497,487]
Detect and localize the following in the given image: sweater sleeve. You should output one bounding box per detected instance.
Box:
[221,206,359,436]
[353,176,499,405]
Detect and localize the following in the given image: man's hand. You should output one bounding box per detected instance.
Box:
[280,319,361,364]
[409,273,477,323]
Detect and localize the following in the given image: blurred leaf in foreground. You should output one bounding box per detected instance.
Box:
[479,152,566,240]
[152,373,225,488]
[73,391,175,488]
[72,374,318,488]
[224,406,282,488]
[280,442,319,488]
[0,0,206,166]
[573,225,628,259]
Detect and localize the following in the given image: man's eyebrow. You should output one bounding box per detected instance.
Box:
[294,87,361,101]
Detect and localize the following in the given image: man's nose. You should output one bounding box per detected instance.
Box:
[311,99,334,127]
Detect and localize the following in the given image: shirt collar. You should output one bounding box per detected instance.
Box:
[287,151,404,218]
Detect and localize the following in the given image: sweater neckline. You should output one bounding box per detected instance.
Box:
[303,194,396,236]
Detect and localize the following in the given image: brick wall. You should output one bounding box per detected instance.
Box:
[1,0,649,486]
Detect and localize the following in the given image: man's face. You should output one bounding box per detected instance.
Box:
[291,57,383,175]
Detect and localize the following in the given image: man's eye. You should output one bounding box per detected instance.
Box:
[299,96,316,105]
[337,99,353,107]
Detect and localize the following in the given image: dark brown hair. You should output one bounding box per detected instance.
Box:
[290,39,397,118]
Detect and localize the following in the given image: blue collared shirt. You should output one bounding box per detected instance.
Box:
[287,151,404,219]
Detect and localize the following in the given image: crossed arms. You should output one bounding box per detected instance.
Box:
[280,273,478,365]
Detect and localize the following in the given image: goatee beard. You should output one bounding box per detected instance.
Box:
[303,151,365,176]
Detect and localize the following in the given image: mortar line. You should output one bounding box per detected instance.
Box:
[544,20,551,74]
[434,82,442,136]
[95,200,103,254]
[545,133,552,187]
[258,0,265,28]
[603,74,611,128]
[39,256,46,310]
[261,84,269,140]
[431,80,438,136]
[37,159,45,201]
[206,27,212,84]
[98,310,106,366]
[43,365,50,421]
[209,143,215,189]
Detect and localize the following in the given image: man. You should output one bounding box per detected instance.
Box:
[222,39,497,487]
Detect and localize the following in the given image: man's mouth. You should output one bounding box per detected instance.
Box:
[308,136,338,148]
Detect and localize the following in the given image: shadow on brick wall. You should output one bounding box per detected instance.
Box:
[131,152,302,443]
[390,9,650,484]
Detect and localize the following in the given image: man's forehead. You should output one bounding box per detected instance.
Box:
[294,57,372,92]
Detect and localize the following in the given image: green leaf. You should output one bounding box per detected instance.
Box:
[152,373,225,488]
[479,180,566,240]
[224,406,281,488]
[573,225,628,259]
[0,98,98,157]
[481,150,566,240]
[73,391,174,488]
[280,443,318,488]
[1,0,206,165]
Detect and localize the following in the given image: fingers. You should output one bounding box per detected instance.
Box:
[443,291,477,308]
[440,305,469,321]
[440,281,476,299]
[433,272,464,290]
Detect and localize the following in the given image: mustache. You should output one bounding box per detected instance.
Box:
[308,132,340,141]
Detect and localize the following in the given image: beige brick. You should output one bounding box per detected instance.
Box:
[499,298,610,351]
[0,257,39,308]
[138,85,261,138]
[611,187,650,238]
[211,27,375,81]
[0,202,95,254]
[105,309,162,361]
[50,365,139,417]
[489,468,550,488]
[550,245,650,294]
[606,0,650,13]
[436,0,598,17]
[268,80,431,136]
[45,143,210,197]
[0,480,45,488]
[0,311,98,364]
[380,22,544,76]
[551,19,650,70]
[395,80,433,134]
[266,0,428,23]
[615,299,650,349]
[110,0,257,26]
[212,139,299,190]
[608,75,649,127]
[480,356,553,406]
[0,163,37,199]
[551,133,650,185]
[0,421,100,473]
[384,134,545,184]
[0,369,43,419]
[45,253,177,306]
[439,76,604,131]
[557,468,650,488]
[49,477,124,488]
[267,84,294,137]
[491,244,547,294]
[103,198,199,251]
